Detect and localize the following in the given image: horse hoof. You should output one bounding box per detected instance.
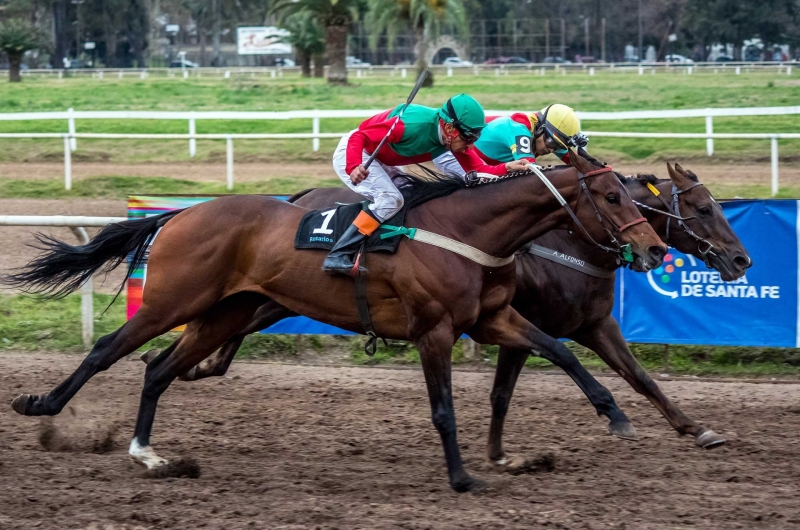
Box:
[608,420,639,441]
[139,349,160,365]
[129,439,169,470]
[696,429,726,449]
[11,394,31,415]
[11,394,51,416]
[452,475,488,494]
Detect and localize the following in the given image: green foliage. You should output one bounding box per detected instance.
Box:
[365,0,467,78]
[684,0,800,49]
[280,11,326,56]
[0,18,46,56]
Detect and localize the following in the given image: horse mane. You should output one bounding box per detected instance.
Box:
[395,166,468,210]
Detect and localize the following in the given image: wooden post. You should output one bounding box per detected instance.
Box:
[560,19,566,59]
[584,18,589,57]
[663,344,670,370]
[601,18,606,62]
[545,19,550,58]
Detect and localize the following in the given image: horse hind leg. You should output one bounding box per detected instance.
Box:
[128,292,267,470]
[11,308,181,417]
[141,300,296,382]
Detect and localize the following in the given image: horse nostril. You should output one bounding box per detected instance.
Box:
[733,254,751,270]
[648,245,666,265]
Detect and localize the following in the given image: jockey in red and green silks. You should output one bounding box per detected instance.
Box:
[323,94,530,274]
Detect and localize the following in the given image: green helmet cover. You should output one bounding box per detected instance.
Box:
[438,93,486,133]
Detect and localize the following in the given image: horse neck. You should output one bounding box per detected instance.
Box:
[626,177,671,243]
[412,167,582,258]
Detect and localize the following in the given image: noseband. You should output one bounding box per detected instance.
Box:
[634,180,717,268]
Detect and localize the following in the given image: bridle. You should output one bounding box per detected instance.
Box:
[530,164,647,264]
[633,180,717,268]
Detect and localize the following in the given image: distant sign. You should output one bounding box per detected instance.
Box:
[237,26,291,55]
[166,24,180,34]
[84,41,96,50]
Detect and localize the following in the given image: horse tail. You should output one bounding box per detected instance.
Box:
[3,209,184,299]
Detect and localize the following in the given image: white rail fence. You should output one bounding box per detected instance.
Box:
[10,62,798,80]
[0,106,798,195]
[0,216,127,347]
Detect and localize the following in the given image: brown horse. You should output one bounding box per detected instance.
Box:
[6,152,665,492]
[163,163,750,457]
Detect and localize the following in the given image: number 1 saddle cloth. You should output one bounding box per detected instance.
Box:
[294,202,407,254]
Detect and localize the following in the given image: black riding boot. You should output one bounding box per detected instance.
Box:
[322,224,370,274]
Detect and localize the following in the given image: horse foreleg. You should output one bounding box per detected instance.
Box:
[129,292,267,470]
[416,321,486,493]
[486,347,528,465]
[571,316,725,449]
[471,307,637,446]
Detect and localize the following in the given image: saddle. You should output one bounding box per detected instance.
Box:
[295,202,406,254]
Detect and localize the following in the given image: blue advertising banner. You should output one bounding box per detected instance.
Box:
[616,200,798,347]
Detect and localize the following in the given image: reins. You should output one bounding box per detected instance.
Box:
[528,164,645,264]
[634,179,717,268]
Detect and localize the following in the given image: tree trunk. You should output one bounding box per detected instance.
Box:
[212,0,221,66]
[9,53,22,82]
[199,27,207,67]
[326,23,348,85]
[299,51,311,77]
[416,24,433,87]
[52,0,68,68]
[313,53,325,78]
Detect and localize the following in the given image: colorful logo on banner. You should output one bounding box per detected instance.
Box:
[645,251,780,301]
[616,200,798,348]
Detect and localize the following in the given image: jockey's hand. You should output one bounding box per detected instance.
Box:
[505,159,531,173]
[350,165,370,185]
[572,133,589,148]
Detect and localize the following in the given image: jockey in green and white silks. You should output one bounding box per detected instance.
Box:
[323,94,530,273]
[434,104,589,178]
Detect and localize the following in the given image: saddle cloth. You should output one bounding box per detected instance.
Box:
[294,202,406,253]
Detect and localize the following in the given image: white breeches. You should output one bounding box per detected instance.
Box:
[431,151,467,179]
[332,130,405,221]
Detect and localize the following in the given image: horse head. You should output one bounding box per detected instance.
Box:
[568,149,667,273]
[666,163,751,280]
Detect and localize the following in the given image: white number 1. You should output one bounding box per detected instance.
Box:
[312,209,337,234]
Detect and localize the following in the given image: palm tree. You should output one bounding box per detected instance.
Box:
[279,11,326,77]
[271,0,363,85]
[0,19,46,82]
[365,0,466,86]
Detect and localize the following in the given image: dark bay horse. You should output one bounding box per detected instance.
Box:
[6,153,666,492]
[163,162,750,458]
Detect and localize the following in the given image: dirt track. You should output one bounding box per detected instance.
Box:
[1,352,799,529]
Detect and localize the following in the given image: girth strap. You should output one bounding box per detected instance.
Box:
[527,244,617,279]
[380,225,515,268]
[351,245,387,357]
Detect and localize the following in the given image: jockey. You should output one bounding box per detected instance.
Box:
[323,93,530,273]
[433,103,589,177]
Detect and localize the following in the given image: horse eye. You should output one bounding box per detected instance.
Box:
[698,206,712,217]
[606,193,619,205]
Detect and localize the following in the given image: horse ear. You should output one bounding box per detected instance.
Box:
[667,162,690,186]
[569,148,595,174]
